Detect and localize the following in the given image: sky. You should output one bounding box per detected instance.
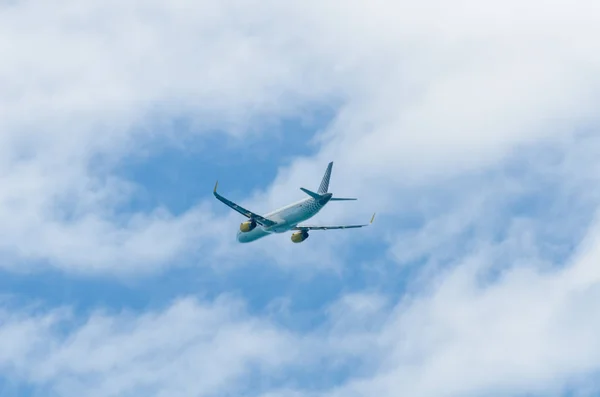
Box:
[1,0,600,396]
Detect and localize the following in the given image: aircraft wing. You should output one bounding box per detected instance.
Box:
[213,181,277,227]
[293,213,376,231]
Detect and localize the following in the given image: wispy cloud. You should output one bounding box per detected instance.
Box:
[321,215,600,397]
[2,0,600,273]
[3,211,600,397]
[2,0,600,396]
[0,296,306,397]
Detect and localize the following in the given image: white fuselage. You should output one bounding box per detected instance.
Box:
[236,194,331,243]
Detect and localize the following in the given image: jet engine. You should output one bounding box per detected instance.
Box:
[240,219,257,232]
[291,230,309,243]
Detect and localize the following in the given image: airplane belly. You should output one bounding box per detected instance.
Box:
[237,227,270,243]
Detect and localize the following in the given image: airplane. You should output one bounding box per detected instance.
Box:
[213,161,375,243]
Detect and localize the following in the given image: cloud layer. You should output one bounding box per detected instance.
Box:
[2,212,600,397]
[2,0,600,272]
[2,0,600,396]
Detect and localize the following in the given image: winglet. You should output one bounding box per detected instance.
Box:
[370,212,376,224]
[213,181,218,194]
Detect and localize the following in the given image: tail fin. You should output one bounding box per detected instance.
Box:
[315,162,358,200]
[318,162,333,194]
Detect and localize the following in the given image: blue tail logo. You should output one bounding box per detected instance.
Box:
[300,162,357,201]
[318,162,333,194]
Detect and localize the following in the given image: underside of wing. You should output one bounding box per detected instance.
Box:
[293,224,367,230]
[294,213,376,231]
[213,181,276,227]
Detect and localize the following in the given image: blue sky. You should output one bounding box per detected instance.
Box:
[2,1,600,397]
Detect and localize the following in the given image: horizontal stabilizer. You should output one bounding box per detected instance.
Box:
[300,187,323,200]
[330,197,357,201]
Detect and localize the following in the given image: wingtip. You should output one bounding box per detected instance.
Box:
[213,180,218,194]
[370,212,376,224]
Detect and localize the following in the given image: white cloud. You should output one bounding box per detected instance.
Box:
[321,215,600,397]
[247,0,600,205]
[2,0,600,396]
[4,212,600,397]
[0,0,333,273]
[2,0,600,272]
[0,296,306,397]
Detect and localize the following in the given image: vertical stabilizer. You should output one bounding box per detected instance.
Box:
[318,162,333,194]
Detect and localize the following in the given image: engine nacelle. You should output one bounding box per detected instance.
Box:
[291,230,309,243]
[240,219,257,232]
